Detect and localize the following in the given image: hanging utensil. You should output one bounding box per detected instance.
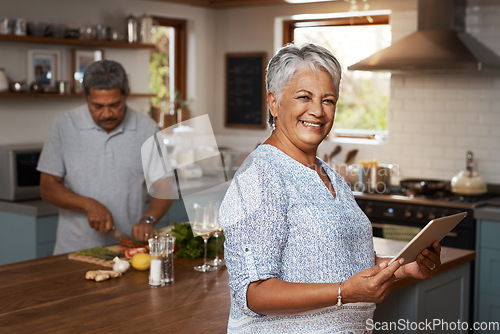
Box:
[323,145,341,165]
[344,149,358,165]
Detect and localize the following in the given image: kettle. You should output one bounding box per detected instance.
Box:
[451,151,487,196]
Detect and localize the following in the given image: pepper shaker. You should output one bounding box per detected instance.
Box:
[161,234,176,284]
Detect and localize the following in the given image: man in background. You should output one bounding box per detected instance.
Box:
[37,60,172,254]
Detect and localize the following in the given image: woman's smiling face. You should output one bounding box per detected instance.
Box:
[269,67,338,154]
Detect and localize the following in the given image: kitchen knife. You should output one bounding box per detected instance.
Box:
[110,227,144,245]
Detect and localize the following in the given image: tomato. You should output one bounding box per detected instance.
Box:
[124,247,148,259]
[120,237,143,249]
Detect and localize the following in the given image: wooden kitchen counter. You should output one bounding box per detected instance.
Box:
[0,238,475,333]
[0,255,230,333]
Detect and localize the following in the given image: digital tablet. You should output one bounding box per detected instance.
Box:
[388,212,467,265]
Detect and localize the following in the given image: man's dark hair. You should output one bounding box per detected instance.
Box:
[82,60,129,97]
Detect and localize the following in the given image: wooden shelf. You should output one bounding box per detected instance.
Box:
[1,35,156,101]
[0,34,156,49]
[0,92,154,98]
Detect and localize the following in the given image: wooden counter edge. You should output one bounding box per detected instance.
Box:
[392,250,476,290]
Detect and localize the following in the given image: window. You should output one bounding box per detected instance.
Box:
[283,14,391,140]
[150,17,187,128]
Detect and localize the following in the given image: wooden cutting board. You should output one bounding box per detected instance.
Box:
[68,245,123,268]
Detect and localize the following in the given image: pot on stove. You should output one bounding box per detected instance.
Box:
[451,151,487,196]
[400,179,449,195]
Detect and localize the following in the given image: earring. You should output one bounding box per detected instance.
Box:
[272,117,276,131]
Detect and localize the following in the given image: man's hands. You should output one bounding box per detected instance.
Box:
[85,198,114,233]
[85,200,154,244]
[132,221,156,243]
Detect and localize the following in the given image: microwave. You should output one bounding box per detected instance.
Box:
[0,144,43,201]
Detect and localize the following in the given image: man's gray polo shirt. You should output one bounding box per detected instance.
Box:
[37,105,158,254]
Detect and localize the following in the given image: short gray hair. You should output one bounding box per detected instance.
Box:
[82,60,129,97]
[265,43,342,126]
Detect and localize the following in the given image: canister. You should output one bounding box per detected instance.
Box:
[13,18,27,36]
[0,69,8,92]
[358,164,394,194]
[138,14,153,43]
[125,14,138,43]
[56,81,71,95]
[0,17,10,35]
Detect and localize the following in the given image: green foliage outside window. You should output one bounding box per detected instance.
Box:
[294,24,391,134]
[149,26,171,109]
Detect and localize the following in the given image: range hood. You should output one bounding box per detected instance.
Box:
[348,0,500,73]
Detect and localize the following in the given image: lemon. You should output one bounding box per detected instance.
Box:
[130,253,151,271]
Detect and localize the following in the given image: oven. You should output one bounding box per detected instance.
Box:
[354,193,479,250]
[354,187,500,249]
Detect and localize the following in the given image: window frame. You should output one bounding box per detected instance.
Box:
[283,14,390,141]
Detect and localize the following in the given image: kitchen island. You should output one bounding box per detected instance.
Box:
[0,238,475,333]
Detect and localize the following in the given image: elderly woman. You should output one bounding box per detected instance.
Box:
[218,43,441,333]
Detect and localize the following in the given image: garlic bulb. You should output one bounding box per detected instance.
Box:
[113,256,130,273]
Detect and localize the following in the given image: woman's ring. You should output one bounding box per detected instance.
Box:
[430,263,436,271]
[145,233,149,237]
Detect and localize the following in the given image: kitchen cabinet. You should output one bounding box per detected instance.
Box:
[0,34,155,98]
[374,265,471,332]
[0,210,58,266]
[373,238,474,333]
[474,206,500,326]
[0,198,190,266]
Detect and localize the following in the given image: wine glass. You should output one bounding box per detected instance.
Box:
[191,203,218,272]
[210,201,225,268]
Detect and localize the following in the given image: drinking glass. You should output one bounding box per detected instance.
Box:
[210,202,225,268]
[192,203,218,272]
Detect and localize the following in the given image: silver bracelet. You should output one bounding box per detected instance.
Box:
[337,281,343,308]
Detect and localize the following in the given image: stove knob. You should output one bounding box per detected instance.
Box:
[404,209,412,218]
[416,211,424,220]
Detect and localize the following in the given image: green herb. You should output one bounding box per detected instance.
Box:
[75,247,124,261]
[169,222,224,259]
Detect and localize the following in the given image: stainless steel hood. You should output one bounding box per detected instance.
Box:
[348,0,500,73]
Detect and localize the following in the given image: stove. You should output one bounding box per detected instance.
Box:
[354,186,500,250]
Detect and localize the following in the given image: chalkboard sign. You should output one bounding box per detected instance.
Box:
[225,53,266,129]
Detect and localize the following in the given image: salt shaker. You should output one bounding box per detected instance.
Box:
[161,234,176,284]
[148,237,163,286]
